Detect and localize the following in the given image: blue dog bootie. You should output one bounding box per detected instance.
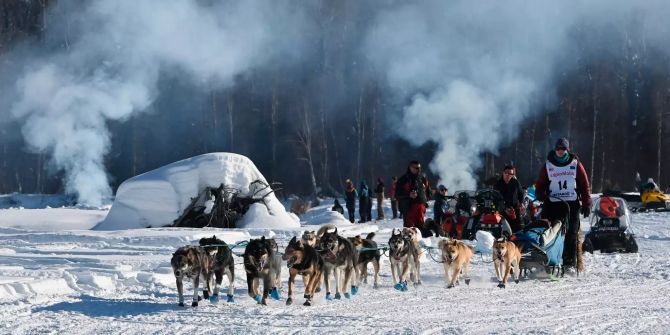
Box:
[226,294,235,303]
[351,286,359,295]
[255,294,262,304]
[209,294,219,303]
[270,287,281,300]
[344,292,351,299]
[394,282,404,291]
[326,292,333,301]
[334,292,342,300]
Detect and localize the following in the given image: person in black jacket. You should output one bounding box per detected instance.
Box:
[359,180,372,223]
[493,164,524,233]
[433,184,449,226]
[395,161,430,230]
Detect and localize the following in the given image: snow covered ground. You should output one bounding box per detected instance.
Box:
[0,198,669,334]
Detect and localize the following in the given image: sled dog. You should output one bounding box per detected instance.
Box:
[198,235,235,302]
[402,227,423,284]
[438,238,474,288]
[388,228,420,291]
[349,233,381,289]
[243,236,281,305]
[317,226,355,300]
[171,245,214,307]
[301,230,319,247]
[282,236,324,306]
[493,238,521,288]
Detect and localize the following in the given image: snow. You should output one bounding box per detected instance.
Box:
[97,153,299,230]
[0,195,669,334]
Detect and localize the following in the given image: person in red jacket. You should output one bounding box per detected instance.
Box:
[395,161,430,232]
[535,138,591,271]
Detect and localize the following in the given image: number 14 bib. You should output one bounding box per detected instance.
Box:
[546,160,578,201]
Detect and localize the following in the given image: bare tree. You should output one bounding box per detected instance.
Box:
[294,97,318,197]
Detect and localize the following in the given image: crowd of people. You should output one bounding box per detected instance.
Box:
[334,137,592,271]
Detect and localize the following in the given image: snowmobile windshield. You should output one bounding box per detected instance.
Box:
[590,197,631,230]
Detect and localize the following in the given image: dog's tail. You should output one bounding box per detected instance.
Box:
[317,223,337,237]
[365,232,376,240]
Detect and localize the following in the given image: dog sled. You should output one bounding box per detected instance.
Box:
[512,197,574,277]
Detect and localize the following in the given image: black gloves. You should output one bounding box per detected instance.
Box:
[581,206,591,218]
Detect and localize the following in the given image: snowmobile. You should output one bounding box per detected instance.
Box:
[462,188,512,239]
[582,195,638,254]
[440,190,476,239]
[627,174,670,212]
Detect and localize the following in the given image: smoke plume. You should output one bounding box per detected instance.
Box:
[7,0,311,205]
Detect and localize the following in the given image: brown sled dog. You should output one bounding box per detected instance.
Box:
[493,238,521,288]
[438,239,474,288]
[282,236,324,306]
[349,232,381,290]
[171,245,215,307]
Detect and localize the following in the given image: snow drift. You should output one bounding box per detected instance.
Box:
[95,153,298,230]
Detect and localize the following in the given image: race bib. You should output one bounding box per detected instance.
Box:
[546,160,578,201]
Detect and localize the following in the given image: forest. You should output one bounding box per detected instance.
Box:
[1,0,670,202]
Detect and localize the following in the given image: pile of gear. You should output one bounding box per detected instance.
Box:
[172,180,281,228]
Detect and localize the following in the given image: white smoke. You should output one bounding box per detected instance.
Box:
[8,0,311,206]
[364,0,670,190]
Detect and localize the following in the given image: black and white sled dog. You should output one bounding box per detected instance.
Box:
[171,245,215,307]
[282,236,324,306]
[388,228,421,291]
[198,235,235,303]
[243,236,282,305]
[348,233,381,291]
[317,225,355,300]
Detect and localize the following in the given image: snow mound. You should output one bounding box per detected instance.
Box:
[475,230,495,253]
[96,153,298,230]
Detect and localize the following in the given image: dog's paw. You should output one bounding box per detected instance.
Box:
[394,283,404,291]
[465,279,471,285]
[203,291,210,299]
[226,294,235,303]
[373,283,379,289]
[326,292,333,301]
[286,297,293,306]
[447,284,454,289]
[191,301,198,307]
[351,286,358,295]
[400,284,408,292]
[515,279,519,284]
[178,302,185,307]
[303,299,312,307]
[197,295,203,302]
[315,287,322,293]
[261,299,268,306]
[334,292,342,300]
[254,294,262,304]
[344,292,351,299]
[270,287,281,300]
[497,282,506,289]
[209,294,219,303]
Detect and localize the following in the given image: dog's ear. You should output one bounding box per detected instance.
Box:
[261,236,265,241]
[212,235,216,239]
[290,236,297,244]
[333,228,338,235]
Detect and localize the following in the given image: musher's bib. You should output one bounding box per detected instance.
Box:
[546,160,578,201]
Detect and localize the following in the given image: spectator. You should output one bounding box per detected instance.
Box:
[375,177,385,220]
[389,176,399,219]
[395,161,430,230]
[359,180,372,223]
[344,179,357,223]
[493,164,524,233]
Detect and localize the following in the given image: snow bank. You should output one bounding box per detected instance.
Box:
[96,153,298,230]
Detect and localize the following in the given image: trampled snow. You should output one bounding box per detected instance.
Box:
[0,195,669,334]
[96,153,299,230]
